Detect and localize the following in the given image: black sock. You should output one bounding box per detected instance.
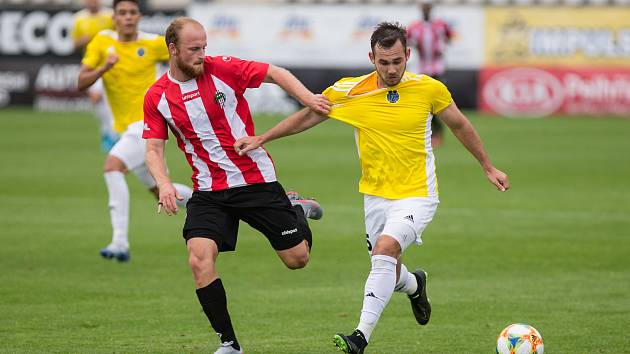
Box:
[293,205,313,250]
[196,279,240,350]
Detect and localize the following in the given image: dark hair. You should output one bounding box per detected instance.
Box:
[165,17,201,47]
[113,0,139,10]
[370,22,407,51]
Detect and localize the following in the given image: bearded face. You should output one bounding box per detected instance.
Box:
[175,51,204,78]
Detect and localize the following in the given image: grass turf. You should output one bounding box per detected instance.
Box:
[0,108,629,353]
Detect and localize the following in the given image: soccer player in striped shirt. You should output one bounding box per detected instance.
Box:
[142,18,330,354]
[234,22,509,353]
[407,2,454,148]
[77,0,193,262]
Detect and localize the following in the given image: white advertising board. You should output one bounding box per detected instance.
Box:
[187,4,483,69]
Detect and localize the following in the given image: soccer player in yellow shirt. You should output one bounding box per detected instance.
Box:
[77,0,192,262]
[234,22,509,353]
[72,0,118,151]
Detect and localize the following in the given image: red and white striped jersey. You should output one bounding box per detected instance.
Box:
[143,55,276,191]
[407,19,453,77]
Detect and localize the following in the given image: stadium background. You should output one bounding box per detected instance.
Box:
[1,0,629,353]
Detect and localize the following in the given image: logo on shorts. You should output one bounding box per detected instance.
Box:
[404,215,414,222]
[365,292,378,299]
[387,90,399,103]
[214,91,226,108]
[281,228,298,236]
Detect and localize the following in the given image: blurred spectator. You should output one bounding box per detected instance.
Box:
[407,2,453,148]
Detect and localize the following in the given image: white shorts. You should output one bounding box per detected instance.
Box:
[364,194,439,253]
[109,121,145,170]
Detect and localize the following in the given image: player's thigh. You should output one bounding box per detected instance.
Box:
[364,194,388,254]
[382,197,439,252]
[236,182,305,252]
[183,191,240,252]
[108,121,145,170]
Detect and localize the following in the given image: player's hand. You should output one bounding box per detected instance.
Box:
[234,136,263,156]
[157,182,183,216]
[103,54,119,72]
[304,94,331,116]
[485,167,510,192]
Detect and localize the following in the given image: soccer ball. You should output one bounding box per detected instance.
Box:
[496,323,544,354]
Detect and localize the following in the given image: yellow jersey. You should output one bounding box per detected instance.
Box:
[82,30,168,132]
[323,71,453,199]
[71,8,114,44]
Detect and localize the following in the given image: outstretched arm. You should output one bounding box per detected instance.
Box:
[438,103,510,192]
[145,138,183,215]
[264,65,331,115]
[77,54,118,91]
[234,108,327,156]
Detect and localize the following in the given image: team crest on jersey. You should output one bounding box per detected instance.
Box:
[137,47,145,57]
[387,90,399,103]
[214,91,226,108]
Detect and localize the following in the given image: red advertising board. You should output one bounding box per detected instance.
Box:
[479,67,630,117]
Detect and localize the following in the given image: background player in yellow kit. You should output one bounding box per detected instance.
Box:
[77,0,192,262]
[72,0,118,151]
[233,22,509,353]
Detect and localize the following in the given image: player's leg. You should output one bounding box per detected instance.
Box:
[87,79,118,152]
[184,192,243,354]
[389,197,439,325]
[236,182,321,269]
[101,147,130,261]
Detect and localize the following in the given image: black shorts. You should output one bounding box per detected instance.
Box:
[183,182,310,252]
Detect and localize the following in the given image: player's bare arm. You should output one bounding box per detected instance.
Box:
[263,65,331,115]
[77,54,119,90]
[145,138,183,215]
[234,108,327,156]
[438,103,510,192]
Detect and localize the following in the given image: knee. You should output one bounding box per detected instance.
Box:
[188,253,213,277]
[284,252,309,270]
[372,236,401,258]
[103,155,127,173]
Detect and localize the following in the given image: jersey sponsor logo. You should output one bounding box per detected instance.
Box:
[181,90,200,102]
[137,47,145,57]
[281,228,298,236]
[387,90,399,103]
[214,91,226,108]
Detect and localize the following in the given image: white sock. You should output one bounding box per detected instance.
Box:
[173,183,193,207]
[357,254,398,342]
[130,164,157,189]
[93,97,115,136]
[104,171,129,249]
[394,263,418,295]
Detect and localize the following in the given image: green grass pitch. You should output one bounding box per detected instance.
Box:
[0,108,629,353]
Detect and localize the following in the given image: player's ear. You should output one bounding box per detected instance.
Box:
[405,47,410,60]
[369,51,375,64]
[168,42,177,56]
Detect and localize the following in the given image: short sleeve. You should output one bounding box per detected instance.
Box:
[142,91,169,140]
[82,35,103,69]
[154,36,169,62]
[206,56,269,94]
[71,17,82,41]
[432,80,453,115]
